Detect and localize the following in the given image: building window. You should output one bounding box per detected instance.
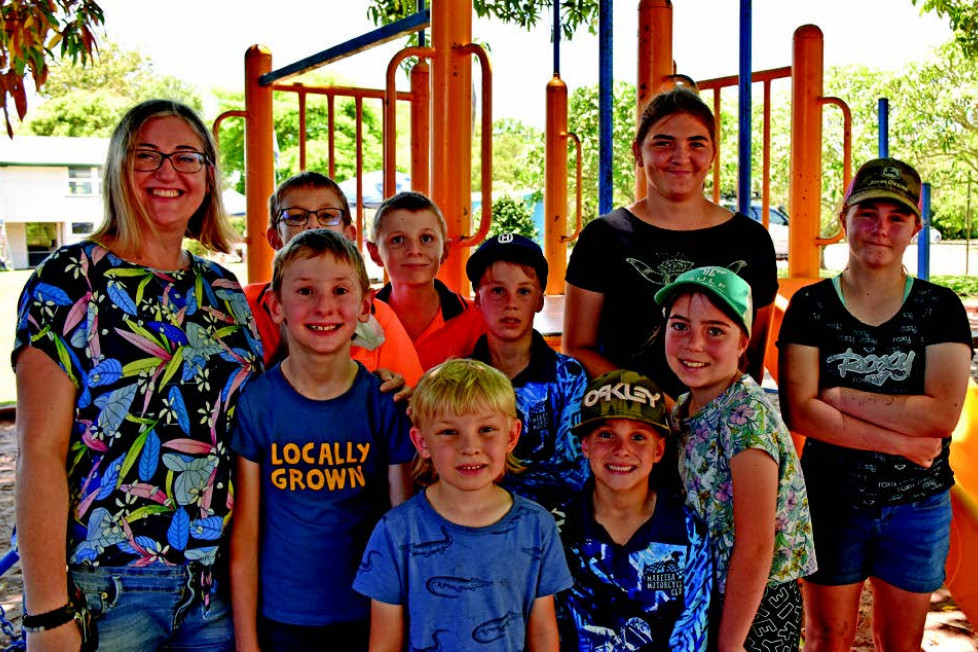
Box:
[71,222,95,235]
[68,167,97,195]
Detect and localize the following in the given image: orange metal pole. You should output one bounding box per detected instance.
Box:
[712,89,722,204]
[762,79,772,229]
[545,74,569,296]
[410,60,431,198]
[431,2,473,293]
[298,86,307,171]
[328,95,336,178]
[636,0,673,201]
[788,25,824,279]
[244,45,275,284]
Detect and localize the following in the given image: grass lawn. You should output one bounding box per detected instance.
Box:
[0,270,32,407]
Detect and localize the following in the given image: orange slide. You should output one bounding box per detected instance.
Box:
[946,379,978,626]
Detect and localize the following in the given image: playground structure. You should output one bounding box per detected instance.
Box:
[219,0,975,629]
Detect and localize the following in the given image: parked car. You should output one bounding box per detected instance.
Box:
[911,226,943,243]
[722,200,790,260]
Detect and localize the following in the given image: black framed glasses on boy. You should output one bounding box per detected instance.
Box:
[276,208,347,228]
[132,149,208,173]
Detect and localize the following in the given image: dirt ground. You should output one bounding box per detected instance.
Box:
[0,418,974,650]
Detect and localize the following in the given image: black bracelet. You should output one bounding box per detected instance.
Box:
[22,603,76,633]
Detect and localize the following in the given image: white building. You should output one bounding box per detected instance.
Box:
[0,136,108,269]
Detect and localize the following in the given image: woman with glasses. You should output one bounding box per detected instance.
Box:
[13,99,262,651]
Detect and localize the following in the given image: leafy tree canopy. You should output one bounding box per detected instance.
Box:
[24,40,202,137]
[913,0,978,59]
[366,0,598,39]
[0,0,103,136]
[213,70,389,194]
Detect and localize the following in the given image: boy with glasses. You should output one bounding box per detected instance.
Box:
[244,171,423,386]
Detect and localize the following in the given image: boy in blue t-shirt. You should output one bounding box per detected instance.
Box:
[229,229,415,652]
[557,370,712,652]
[353,358,573,651]
[465,233,589,515]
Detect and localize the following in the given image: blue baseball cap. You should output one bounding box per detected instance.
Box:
[466,233,549,289]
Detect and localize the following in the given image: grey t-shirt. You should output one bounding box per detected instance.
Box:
[354,490,573,650]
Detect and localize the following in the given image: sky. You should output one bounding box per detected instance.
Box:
[89,0,953,129]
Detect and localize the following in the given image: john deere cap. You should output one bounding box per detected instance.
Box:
[843,157,922,218]
[572,369,669,436]
[654,266,753,336]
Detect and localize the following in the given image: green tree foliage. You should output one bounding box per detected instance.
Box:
[25,41,202,137]
[0,0,103,136]
[213,73,388,194]
[913,0,978,59]
[487,193,538,239]
[367,0,598,39]
[567,81,639,222]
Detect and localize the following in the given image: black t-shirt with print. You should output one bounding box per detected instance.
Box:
[565,207,778,398]
[777,277,973,507]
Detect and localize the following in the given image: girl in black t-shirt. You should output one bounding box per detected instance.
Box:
[564,86,777,401]
[778,158,972,651]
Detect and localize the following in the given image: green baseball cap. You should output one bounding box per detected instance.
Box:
[572,370,670,436]
[844,157,922,218]
[654,266,753,335]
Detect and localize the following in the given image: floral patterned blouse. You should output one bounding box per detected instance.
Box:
[13,241,262,581]
[674,374,816,594]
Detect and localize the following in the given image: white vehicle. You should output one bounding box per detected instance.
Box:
[722,201,790,260]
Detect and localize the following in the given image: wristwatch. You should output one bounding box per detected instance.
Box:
[22,602,77,633]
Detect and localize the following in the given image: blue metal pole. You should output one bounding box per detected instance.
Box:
[599,0,613,215]
[737,0,752,213]
[553,0,560,75]
[918,182,931,280]
[418,0,426,47]
[878,98,889,158]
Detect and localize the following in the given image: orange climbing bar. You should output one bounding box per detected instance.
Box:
[244,45,275,284]
[789,25,824,279]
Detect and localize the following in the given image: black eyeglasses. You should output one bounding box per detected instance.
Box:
[133,149,208,173]
[276,208,347,228]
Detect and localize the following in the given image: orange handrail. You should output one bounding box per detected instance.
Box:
[815,95,852,246]
[456,42,492,246]
[212,109,246,146]
[561,131,583,243]
[384,46,436,198]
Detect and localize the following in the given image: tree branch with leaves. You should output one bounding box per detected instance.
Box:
[366,0,599,39]
[0,0,103,137]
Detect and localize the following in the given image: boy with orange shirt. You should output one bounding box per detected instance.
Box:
[366,191,485,370]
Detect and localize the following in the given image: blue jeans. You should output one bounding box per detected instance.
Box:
[806,490,952,592]
[69,564,234,651]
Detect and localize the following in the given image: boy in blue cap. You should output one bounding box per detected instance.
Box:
[466,233,589,515]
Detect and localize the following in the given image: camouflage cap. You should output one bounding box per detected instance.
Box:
[572,369,670,436]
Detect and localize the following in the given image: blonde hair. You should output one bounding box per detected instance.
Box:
[94,99,236,254]
[409,358,523,486]
[271,228,369,297]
